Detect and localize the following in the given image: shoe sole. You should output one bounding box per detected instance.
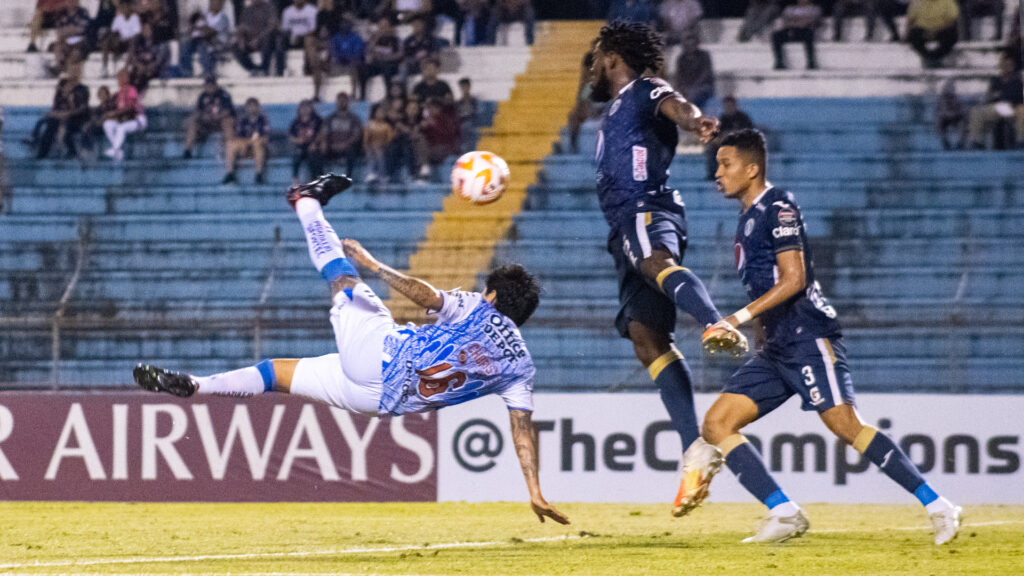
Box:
[672,453,724,517]
[741,521,809,544]
[935,506,963,545]
[133,363,195,397]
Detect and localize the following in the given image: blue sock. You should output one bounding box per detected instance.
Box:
[649,347,700,451]
[722,435,785,505]
[656,266,721,327]
[254,358,276,392]
[855,426,932,503]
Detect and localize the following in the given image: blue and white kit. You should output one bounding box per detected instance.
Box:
[289,285,535,416]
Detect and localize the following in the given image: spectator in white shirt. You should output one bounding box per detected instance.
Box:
[178,0,233,77]
[99,0,140,77]
[274,0,319,76]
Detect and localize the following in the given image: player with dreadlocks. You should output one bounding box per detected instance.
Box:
[588,21,745,517]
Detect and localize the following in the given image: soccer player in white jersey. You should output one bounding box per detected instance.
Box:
[134,174,569,525]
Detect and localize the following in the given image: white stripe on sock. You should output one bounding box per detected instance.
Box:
[194,366,266,396]
[296,198,345,273]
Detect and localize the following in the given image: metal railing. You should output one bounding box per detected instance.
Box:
[50,217,91,389]
[253,226,283,362]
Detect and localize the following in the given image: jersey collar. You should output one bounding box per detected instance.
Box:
[618,79,638,96]
[750,183,773,207]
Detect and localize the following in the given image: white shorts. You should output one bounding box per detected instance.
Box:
[289,283,395,414]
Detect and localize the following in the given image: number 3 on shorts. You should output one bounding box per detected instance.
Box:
[801,365,816,387]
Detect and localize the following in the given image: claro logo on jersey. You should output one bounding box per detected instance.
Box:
[772,226,800,238]
[649,85,673,100]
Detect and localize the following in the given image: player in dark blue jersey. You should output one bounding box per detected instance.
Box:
[700,129,961,544]
[589,22,747,517]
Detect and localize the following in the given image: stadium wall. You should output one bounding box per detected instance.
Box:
[0,393,1020,504]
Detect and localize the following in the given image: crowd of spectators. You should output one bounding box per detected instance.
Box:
[163,63,474,185]
[17,0,1020,164]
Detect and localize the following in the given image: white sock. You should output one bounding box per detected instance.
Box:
[295,197,345,273]
[770,500,800,517]
[194,366,267,397]
[925,496,954,515]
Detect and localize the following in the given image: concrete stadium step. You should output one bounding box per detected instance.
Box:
[529,298,1024,329]
[521,268,1021,302]
[5,183,449,215]
[668,40,1004,73]
[523,181,1024,211]
[1,100,497,133]
[562,125,955,154]
[1,158,455,186]
[541,152,1024,182]
[529,357,1024,392]
[0,238,418,272]
[6,324,1016,364]
[9,355,1021,390]
[0,212,434,242]
[493,237,1024,269]
[522,326,1022,361]
[507,209,1024,239]
[0,42,531,104]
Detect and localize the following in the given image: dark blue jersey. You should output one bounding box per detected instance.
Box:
[596,76,681,227]
[735,186,841,347]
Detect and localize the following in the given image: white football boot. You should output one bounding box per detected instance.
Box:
[672,438,724,517]
[930,504,963,545]
[742,507,810,543]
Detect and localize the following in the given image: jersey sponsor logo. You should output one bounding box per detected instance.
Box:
[650,85,673,100]
[744,218,756,237]
[777,207,797,225]
[461,343,498,376]
[734,243,745,271]
[416,363,467,398]
[772,226,800,238]
[482,314,527,362]
[632,146,648,181]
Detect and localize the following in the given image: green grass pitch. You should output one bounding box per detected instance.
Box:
[0,502,1022,575]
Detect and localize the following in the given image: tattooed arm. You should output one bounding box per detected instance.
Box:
[342,238,444,310]
[509,408,570,525]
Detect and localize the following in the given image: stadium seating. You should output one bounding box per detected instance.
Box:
[1,13,1022,393]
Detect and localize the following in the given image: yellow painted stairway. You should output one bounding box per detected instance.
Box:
[386,21,603,322]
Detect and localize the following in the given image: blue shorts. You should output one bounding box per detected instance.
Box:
[724,337,856,415]
[607,204,687,339]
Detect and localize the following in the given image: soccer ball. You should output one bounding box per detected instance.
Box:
[451,150,509,204]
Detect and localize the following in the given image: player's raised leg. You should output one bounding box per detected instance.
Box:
[635,251,739,517]
[820,403,962,545]
[703,390,808,543]
[287,173,357,297]
[133,358,302,397]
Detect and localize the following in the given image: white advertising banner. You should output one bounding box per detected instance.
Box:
[438,394,1024,505]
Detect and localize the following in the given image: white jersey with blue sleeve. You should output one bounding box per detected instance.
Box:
[378,290,535,416]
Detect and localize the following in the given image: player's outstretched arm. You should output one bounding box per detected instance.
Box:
[342,238,444,311]
[720,248,806,330]
[659,96,719,144]
[509,409,570,525]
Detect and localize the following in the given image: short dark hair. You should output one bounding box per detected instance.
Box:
[597,21,665,75]
[719,128,767,176]
[485,265,540,326]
